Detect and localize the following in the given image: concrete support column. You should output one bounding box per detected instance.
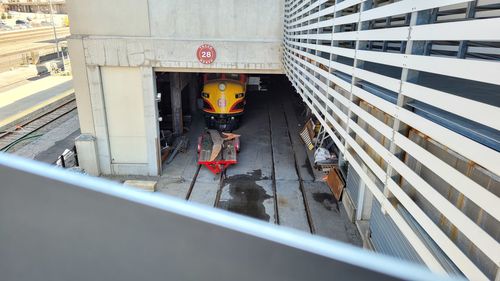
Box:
[67,38,95,135]
[141,67,161,176]
[170,73,183,136]
[75,134,100,176]
[188,74,199,115]
[87,65,112,175]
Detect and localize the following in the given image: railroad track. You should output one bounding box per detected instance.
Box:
[0,27,70,45]
[0,98,77,152]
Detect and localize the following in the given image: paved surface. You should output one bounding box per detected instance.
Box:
[0,75,73,127]
[0,27,70,72]
[0,65,39,92]
[156,76,362,246]
[13,113,80,163]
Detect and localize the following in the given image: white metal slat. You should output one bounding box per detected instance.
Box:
[311,67,500,221]
[354,49,500,86]
[333,13,360,26]
[291,3,334,26]
[305,95,488,280]
[289,19,334,33]
[334,26,410,41]
[316,94,489,280]
[396,107,500,177]
[333,85,500,223]
[401,82,500,131]
[287,3,331,29]
[289,32,333,41]
[288,55,500,225]
[287,47,354,78]
[355,49,404,67]
[393,133,500,220]
[351,81,500,177]
[352,68,401,93]
[286,58,491,280]
[433,45,500,55]
[338,52,500,131]
[335,0,365,13]
[359,0,474,22]
[289,51,500,268]
[295,0,365,28]
[351,112,500,265]
[405,54,500,86]
[288,0,315,19]
[410,18,500,41]
[284,2,500,278]
[346,54,500,131]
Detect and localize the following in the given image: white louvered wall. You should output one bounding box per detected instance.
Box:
[283,0,500,280]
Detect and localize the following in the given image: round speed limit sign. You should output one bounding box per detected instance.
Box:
[197,44,216,64]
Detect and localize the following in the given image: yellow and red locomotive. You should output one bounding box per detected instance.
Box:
[201,73,247,131]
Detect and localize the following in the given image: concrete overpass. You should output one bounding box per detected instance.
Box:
[68,0,284,176]
[65,1,500,280]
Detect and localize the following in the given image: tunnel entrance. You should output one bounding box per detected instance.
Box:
[153,71,272,159]
[153,73,357,245]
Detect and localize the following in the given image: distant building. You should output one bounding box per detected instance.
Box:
[0,0,7,13]
[4,0,66,14]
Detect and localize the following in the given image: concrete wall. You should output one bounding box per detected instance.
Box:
[68,39,94,135]
[149,0,283,40]
[101,67,147,164]
[67,0,284,73]
[66,0,150,36]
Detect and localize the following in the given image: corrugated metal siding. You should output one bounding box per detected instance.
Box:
[370,200,424,265]
[398,204,463,277]
[411,101,500,152]
[346,164,360,204]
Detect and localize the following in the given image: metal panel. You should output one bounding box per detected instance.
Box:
[346,164,361,204]
[0,154,448,281]
[410,101,500,152]
[398,204,463,277]
[101,66,147,164]
[370,200,424,265]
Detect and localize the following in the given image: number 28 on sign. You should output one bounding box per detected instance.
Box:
[197,44,216,64]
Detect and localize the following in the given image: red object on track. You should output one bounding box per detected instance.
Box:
[197,131,239,174]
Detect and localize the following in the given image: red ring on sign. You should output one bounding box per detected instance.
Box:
[197,44,216,64]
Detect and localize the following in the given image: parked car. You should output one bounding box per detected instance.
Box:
[0,22,13,31]
[15,19,31,28]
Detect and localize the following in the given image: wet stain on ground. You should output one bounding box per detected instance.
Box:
[219,169,272,222]
[313,192,339,212]
[34,129,80,163]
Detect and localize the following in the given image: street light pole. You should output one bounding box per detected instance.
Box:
[49,0,65,71]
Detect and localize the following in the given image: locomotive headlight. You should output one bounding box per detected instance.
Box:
[235,93,244,98]
[218,83,226,91]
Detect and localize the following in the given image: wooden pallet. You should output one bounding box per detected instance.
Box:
[300,118,315,150]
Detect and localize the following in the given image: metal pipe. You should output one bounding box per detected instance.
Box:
[48,0,65,71]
